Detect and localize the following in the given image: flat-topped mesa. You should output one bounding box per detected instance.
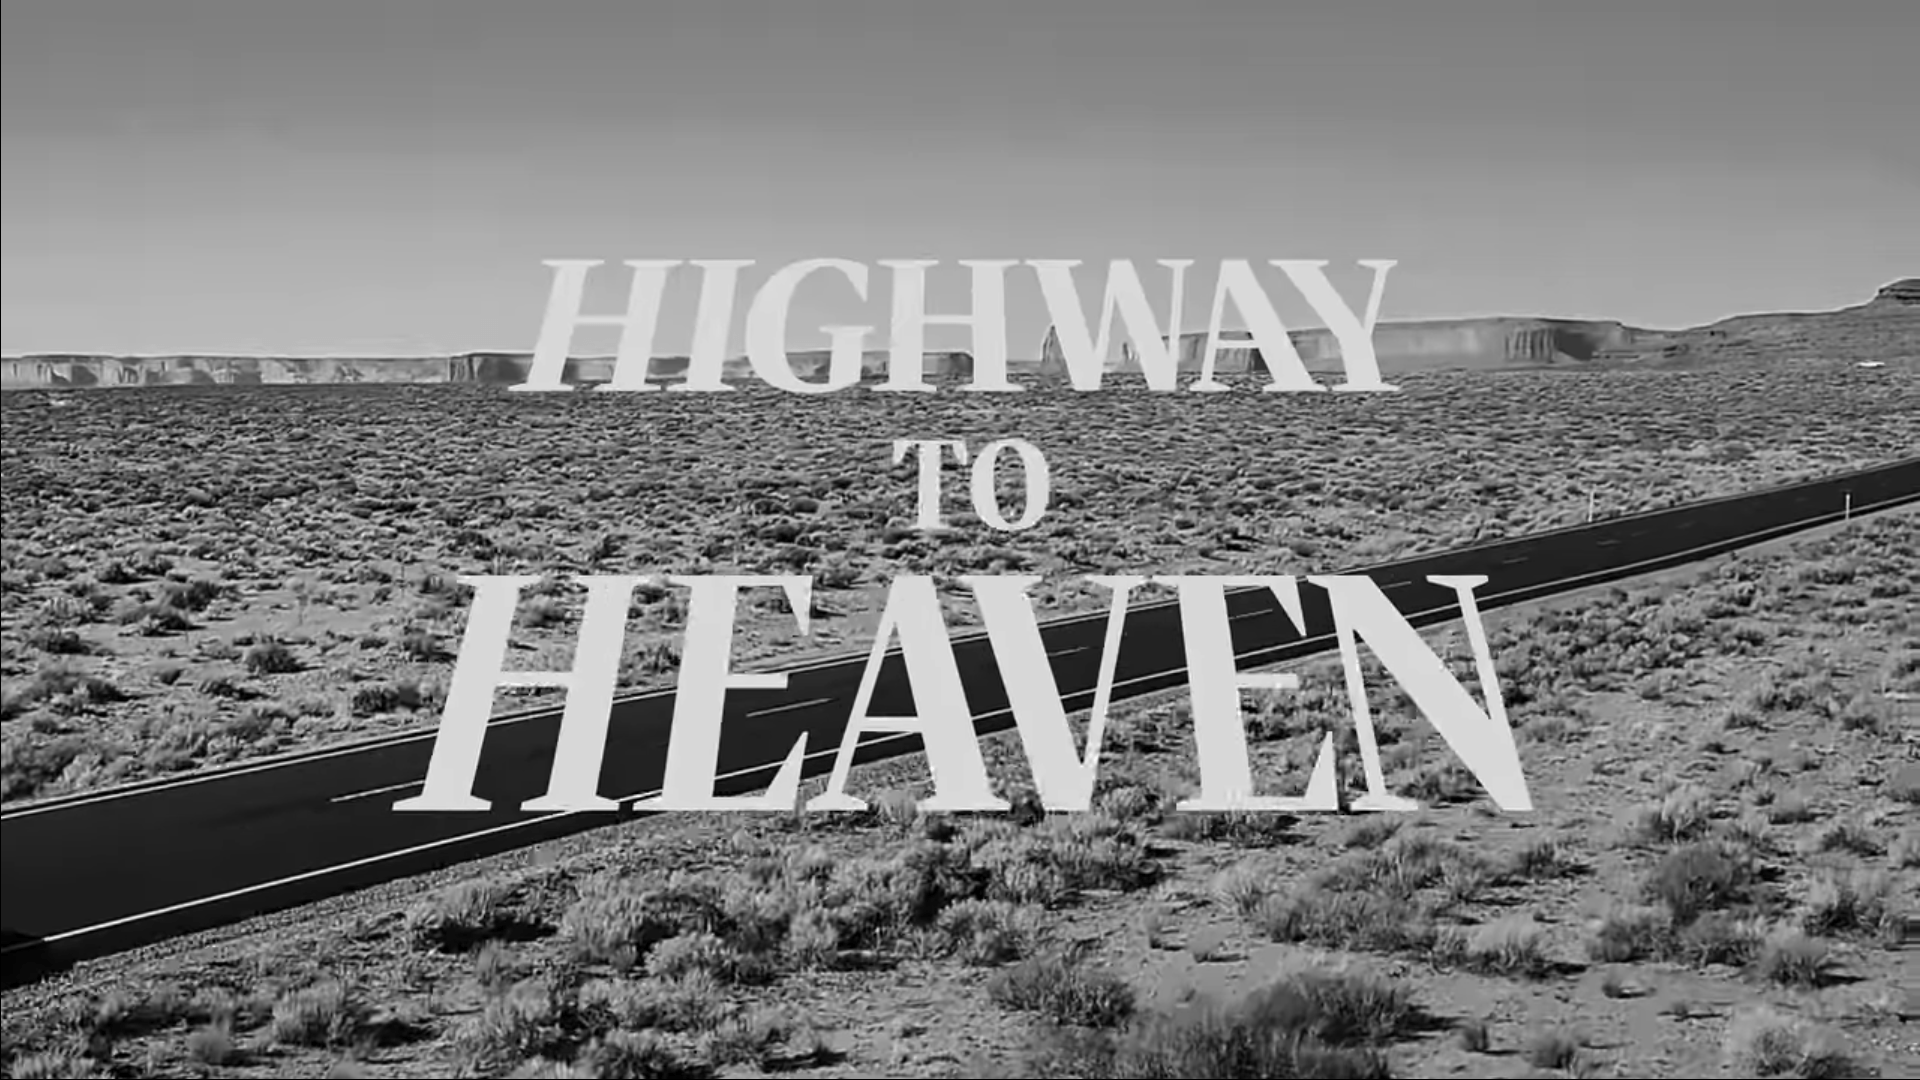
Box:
[0,354,468,389]
[11,276,1911,391]
[767,349,978,385]
[1681,276,1919,365]
[1872,278,1920,306]
[629,350,986,387]
[1038,317,1667,379]
[0,350,980,390]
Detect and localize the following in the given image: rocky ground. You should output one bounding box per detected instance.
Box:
[0,504,1914,1079]
[3,366,1916,805]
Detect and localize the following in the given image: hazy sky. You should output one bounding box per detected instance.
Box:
[4,0,1915,357]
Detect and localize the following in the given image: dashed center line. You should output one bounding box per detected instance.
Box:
[329,696,841,803]
[744,695,836,718]
[330,781,421,805]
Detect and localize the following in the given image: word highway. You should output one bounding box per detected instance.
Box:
[398,573,1534,816]
[512,257,1400,393]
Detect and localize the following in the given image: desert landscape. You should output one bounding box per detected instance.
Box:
[2,305,1916,805]
[1,277,1917,1078]
[8,0,1918,1073]
[5,278,1917,392]
[0,493,1913,1079]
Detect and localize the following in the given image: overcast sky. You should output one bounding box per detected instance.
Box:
[4,0,1915,357]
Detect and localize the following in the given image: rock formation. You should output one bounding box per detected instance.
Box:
[1039,318,1674,378]
[4,280,1910,391]
[780,349,977,384]
[1668,278,1920,366]
[1873,278,1920,306]
[1034,278,1916,379]
[0,350,979,391]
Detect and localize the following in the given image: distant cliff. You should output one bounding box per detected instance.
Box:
[1039,317,1675,378]
[1038,278,1916,377]
[5,279,1911,390]
[0,349,979,391]
[1670,278,1920,365]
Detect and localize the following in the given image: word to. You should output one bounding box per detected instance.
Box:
[513,258,1400,394]
[895,438,1048,532]
[398,573,1533,816]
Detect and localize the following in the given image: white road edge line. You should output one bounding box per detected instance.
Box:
[8,497,1894,952]
[1,489,1905,822]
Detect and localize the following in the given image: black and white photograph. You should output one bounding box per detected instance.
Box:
[2,3,1916,1077]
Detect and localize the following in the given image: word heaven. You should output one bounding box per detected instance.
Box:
[398,574,1533,816]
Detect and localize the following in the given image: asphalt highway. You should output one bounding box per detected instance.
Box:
[3,456,1916,983]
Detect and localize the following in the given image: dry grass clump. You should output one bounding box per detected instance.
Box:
[1000,965,1419,1079]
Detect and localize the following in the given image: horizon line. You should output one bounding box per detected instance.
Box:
[4,279,1906,361]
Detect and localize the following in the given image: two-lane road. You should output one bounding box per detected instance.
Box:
[4,456,1916,982]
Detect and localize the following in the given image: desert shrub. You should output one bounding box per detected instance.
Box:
[1434,917,1556,978]
[242,637,301,674]
[269,982,371,1048]
[1752,929,1832,988]
[1641,841,1755,923]
[184,1020,238,1065]
[1587,902,1672,962]
[1241,840,1505,960]
[1589,840,1778,968]
[1673,911,1764,967]
[1013,968,1410,1079]
[5,1051,113,1080]
[454,978,578,1073]
[987,953,1136,1028]
[935,897,1039,965]
[643,931,744,982]
[1629,783,1715,843]
[1721,1006,1857,1078]
[1799,868,1895,937]
[576,1029,710,1079]
[576,974,728,1035]
[408,880,552,953]
[561,878,728,969]
[1526,1027,1585,1070]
